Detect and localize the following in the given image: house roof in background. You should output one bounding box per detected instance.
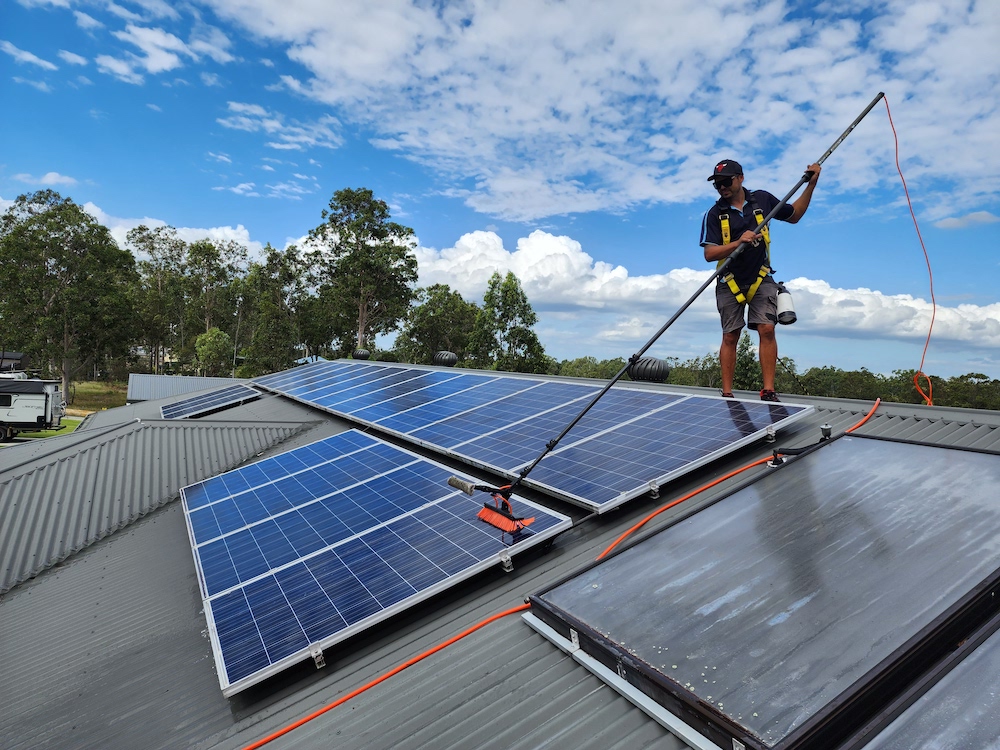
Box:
[126,373,250,402]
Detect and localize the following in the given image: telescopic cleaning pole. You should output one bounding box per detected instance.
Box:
[451,92,885,501]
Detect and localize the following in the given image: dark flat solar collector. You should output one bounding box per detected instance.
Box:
[842,609,1000,750]
[527,435,1000,750]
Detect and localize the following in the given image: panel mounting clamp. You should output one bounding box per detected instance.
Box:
[310,645,326,669]
[499,550,513,573]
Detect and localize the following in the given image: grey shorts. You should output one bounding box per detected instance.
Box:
[716,276,779,333]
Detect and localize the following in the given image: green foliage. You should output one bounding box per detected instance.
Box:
[236,244,302,377]
[195,327,233,376]
[0,190,138,394]
[557,356,627,380]
[733,332,761,391]
[127,224,187,374]
[468,271,548,373]
[308,188,418,351]
[664,353,722,388]
[394,284,480,364]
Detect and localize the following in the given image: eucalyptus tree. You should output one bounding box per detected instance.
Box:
[236,243,304,377]
[394,284,480,364]
[307,188,418,352]
[126,224,187,373]
[468,271,548,373]
[0,190,137,393]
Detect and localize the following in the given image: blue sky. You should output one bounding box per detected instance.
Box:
[2,0,999,379]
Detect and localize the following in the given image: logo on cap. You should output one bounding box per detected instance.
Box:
[716,163,727,172]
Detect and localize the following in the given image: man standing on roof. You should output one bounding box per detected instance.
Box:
[700,159,821,402]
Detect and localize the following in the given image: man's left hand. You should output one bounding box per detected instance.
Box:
[805,163,822,184]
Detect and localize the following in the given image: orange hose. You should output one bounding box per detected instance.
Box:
[883,96,935,405]
[844,397,881,433]
[245,397,884,748]
[596,456,775,560]
[243,603,530,750]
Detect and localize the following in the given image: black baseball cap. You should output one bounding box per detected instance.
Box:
[708,160,743,181]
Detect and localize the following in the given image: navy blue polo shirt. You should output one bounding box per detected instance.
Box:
[699,189,794,289]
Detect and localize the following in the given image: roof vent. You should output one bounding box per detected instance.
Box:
[432,351,458,367]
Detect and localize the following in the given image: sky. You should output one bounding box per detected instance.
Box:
[2,0,999,380]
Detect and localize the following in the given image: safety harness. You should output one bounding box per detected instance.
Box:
[717,193,772,304]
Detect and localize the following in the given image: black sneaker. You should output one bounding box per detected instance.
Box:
[760,389,781,402]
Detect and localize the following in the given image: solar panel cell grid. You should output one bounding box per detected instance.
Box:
[161,383,260,419]
[374,376,541,434]
[253,360,810,512]
[183,429,570,694]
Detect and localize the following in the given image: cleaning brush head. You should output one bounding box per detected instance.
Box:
[477,494,535,533]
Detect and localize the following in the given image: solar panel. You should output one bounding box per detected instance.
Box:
[161,383,260,419]
[528,435,1000,749]
[254,361,812,512]
[182,429,571,696]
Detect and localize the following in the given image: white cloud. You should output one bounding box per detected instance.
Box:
[113,24,192,74]
[208,151,232,163]
[934,211,1000,230]
[415,229,1000,364]
[201,71,222,86]
[1,40,58,70]
[146,103,162,111]
[189,25,234,64]
[217,101,343,151]
[197,0,1000,223]
[105,2,144,22]
[74,11,103,30]
[212,182,259,196]
[78,200,266,258]
[58,50,88,66]
[95,54,144,84]
[13,171,77,186]
[13,77,52,92]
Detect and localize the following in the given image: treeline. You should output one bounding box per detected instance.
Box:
[0,187,547,393]
[1,188,996,410]
[554,342,1000,410]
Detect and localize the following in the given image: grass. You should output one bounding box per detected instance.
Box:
[16,417,82,440]
[68,381,128,412]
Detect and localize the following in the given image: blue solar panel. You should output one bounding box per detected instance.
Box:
[160,383,260,419]
[523,398,801,508]
[452,389,684,471]
[373,376,539,433]
[253,361,812,513]
[182,429,571,695]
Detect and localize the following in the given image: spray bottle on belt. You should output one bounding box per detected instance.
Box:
[776,282,796,325]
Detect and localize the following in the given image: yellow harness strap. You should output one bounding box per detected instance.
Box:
[717,206,772,303]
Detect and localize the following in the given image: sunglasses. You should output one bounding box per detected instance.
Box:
[713,175,738,188]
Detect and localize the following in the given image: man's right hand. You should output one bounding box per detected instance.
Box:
[739,229,762,246]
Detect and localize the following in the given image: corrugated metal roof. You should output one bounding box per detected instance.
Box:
[3,378,1000,750]
[0,418,307,594]
[127,373,250,402]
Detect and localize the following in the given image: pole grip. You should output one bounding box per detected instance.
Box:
[447,476,477,495]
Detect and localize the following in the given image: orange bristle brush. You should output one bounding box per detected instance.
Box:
[447,476,535,533]
[478,491,535,533]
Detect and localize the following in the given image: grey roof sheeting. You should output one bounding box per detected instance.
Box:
[127,373,249,402]
[0,418,308,594]
[3,376,1000,750]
